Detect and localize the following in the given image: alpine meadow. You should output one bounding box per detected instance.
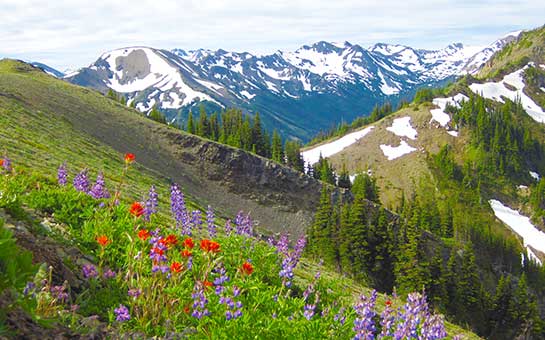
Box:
[1,2,545,339]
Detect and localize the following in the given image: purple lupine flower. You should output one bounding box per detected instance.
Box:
[421,314,447,340]
[50,285,69,302]
[57,163,68,186]
[242,213,253,236]
[224,219,232,235]
[144,185,158,222]
[73,169,90,193]
[334,307,347,325]
[234,211,245,235]
[23,281,36,297]
[394,292,428,340]
[114,304,130,322]
[1,157,12,172]
[128,288,142,298]
[103,268,116,279]
[149,246,167,263]
[191,210,202,232]
[276,233,289,256]
[380,300,395,338]
[89,172,110,199]
[206,205,216,238]
[353,290,377,340]
[82,264,98,279]
[279,256,295,287]
[170,183,191,235]
[219,286,243,320]
[304,304,316,320]
[191,284,211,319]
[212,265,230,295]
[293,235,306,263]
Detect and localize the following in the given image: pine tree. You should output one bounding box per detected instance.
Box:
[337,163,351,189]
[307,185,336,264]
[271,129,283,163]
[187,111,195,134]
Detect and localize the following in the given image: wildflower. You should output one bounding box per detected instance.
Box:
[224,219,232,235]
[1,157,12,173]
[89,171,110,199]
[206,205,216,238]
[130,202,144,217]
[241,261,254,275]
[128,288,142,298]
[191,284,211,319]
[183,237,194,249]
[200,239,220,253]
[203,280,213,288]
[191,210,202,231]
[23,282,36,297]
[50,285,69,303]
[165,234,178,247]
[73,169,90,193]
[170,262,183,273]
[183,306,191,314]
[171,183,190,234]
[82,264,98,279]
[124,153,135,164]
[353,290,377,340]
[57,163,68,186]
[103,268,116,279]
[181,249,192,257]
[96,235,109,247]
[143,185,158,221]
[138,229,150,241]
[150,247,167,263]
[304,303,315,320]
[114,304,131,322]
[213,265,230,295]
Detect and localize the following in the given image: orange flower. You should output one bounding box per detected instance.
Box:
[165,234,178,247]
[130,202,144,217]
[385,300,392,307]
[183,237,194,249]
[96,235,110,247]
[181,249,192,257]
[124,153,135,164]
[241,261,254,275]
[170,262,183,273]
[0,159,3,167]
[203,280,213,288]
[183,306,191,314]
[200,239,220,253]
[138,229,150,241]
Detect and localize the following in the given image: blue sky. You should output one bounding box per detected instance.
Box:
[0,0,543,70]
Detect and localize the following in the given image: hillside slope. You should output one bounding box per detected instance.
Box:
[0,59,327,237]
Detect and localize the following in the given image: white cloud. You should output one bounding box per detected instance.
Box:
[0,0,543,70]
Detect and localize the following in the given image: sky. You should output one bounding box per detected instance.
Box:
[0,0,543,71]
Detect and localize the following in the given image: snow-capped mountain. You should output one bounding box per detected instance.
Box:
[65,31,522,140]
[30,62,65,78]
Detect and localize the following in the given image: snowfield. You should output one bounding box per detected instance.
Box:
[380,140,417,160]
[386,117,417,140]
[430,94,469,127]
[301,126,375,165]
[489,199,544,265]
[469,65,545,123]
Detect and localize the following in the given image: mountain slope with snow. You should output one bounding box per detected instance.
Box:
[65,31,523,140]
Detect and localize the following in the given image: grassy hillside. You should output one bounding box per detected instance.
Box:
[0,59,326,237]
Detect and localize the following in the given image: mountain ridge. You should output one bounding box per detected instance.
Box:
[63,31,522,140]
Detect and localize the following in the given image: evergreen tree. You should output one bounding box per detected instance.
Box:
[337,163,351,189]
[187,111,195,134]
[271,129,283,163]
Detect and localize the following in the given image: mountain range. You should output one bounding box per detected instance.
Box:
[52,32,521,140]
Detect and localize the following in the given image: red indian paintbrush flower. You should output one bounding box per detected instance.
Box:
[165,234,178,247]
[96,235,110,247]
[0,159,3,167]
[181,249,192,257]
[241,261,254,275]
[124,153,135,164]
[170,262,183,273]
[203,280,213,288]
[183,237,194,249]
[138,229,150,241]
[130,202,144,217]
[200,239,220,253]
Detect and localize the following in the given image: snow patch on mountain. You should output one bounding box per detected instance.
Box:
[240,90,256,100]
[301,126,375,165]
[430,94,469,127]
[386,117,417,140]
[489,199,544,265]
[469,65,545,123]
[380,140,417,160]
